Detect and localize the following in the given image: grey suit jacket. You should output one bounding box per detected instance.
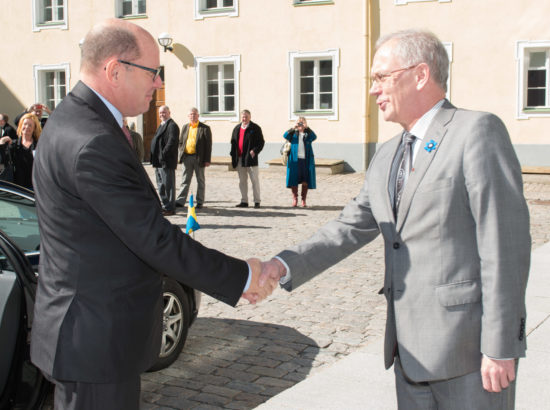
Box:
[31,81,248,383]
[278,100,531,382]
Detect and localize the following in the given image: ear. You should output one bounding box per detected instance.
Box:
[103,58,121,87]
[415,63,430,90]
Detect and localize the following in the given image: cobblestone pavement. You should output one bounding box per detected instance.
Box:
[137,166,550,409]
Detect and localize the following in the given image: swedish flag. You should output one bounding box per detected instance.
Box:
[186,195,201,234]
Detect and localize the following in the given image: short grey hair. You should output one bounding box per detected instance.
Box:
[376,29,449,92]
[81,23,141,74]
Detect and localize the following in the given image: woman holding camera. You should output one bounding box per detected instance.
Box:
[283,117,316,207]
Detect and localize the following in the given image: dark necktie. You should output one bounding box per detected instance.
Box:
[394,132,416,214]
[122,125,134,148]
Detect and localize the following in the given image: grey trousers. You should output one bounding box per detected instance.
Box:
[236,159,260,204]
[394,356,517,410]
[176,154,206,206]
[155,167,176,211]
[48,374,140,410]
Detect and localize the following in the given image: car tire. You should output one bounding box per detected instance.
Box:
[148,277,191,372]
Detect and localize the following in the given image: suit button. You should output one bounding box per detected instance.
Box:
[393,242,400,249]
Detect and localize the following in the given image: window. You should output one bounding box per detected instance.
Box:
[195,56,240,120]
[395,0,450,4]
[33,64,70,112]
[194,0,238,19]
[32,0,67,31]
[293,0,334,5]
[516,41,550,118]
[116,0,146,18]
[289,49,339,120]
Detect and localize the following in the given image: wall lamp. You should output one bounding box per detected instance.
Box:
[158,33,173,52]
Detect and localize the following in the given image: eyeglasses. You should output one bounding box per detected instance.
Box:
[370,64,418,86]
[118,59,162,82]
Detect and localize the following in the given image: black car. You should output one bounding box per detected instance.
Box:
[0,181,200,408]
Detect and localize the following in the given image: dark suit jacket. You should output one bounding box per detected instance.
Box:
[150,118,179,169]
[0,123,17,140]
[178,122,212,166]
[230,121,264,168]
[31,81,248,383]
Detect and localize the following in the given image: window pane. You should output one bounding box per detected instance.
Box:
[528,70,546,88]
[122,1,132,15]
[223,0,233,6]
[207,83,218,96]
[320,94,332,109]
[138,0,146,14]
[300,94,314,110]
[56,0,64,5]
[527,89,546,107]
[0,191,39,253]
[320,77,332,92]
[224,96,234,111]
[530,52,547,68]
[44,0,52,6]
[56,7,64,21]
[44,8,52,22]
[300,77,314,93]
[206,0,217,8]
[207,65,218,80]
[300,61,314,76]
[207,96,219,112]
[224,82,234,96]
[223,64,234,79]
[319,60,332,76]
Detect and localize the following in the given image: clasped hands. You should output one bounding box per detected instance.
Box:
[242,258,287,304]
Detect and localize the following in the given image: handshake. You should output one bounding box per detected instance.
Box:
[241,258,287,304]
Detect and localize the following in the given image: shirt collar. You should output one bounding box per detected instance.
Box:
[88,86,123,128]
[409,99,445,141]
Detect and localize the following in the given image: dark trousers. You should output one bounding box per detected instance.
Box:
[155,167,176,211]
[47,374,141,410]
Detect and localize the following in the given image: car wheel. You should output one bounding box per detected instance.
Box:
[148,277,190,371]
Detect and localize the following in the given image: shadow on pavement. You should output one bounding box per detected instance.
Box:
[141,318,319,408]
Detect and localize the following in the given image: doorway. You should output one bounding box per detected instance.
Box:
[142,69,165,160]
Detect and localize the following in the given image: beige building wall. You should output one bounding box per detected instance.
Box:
[375,0,550,167]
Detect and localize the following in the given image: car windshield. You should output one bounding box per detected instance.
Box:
[0,189,39,253]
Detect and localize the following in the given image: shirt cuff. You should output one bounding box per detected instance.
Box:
[273,256,292,285]
[243,263,252,292]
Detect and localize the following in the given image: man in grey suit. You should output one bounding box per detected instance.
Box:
[176,107,212,209]
[31,18,274,409]
[150,105,179,216]
[261,30,530,409]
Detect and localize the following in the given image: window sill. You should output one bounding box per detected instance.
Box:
[120,14,148,20]
[293,0,334,6]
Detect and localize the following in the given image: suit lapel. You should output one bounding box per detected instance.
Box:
[384,136,403,223]
[395,102,456,231]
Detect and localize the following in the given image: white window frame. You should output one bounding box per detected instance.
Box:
[33,63,70,112]
[395,0,450,5]
[442,42,453,101]
[516,40,550,119]
[195,55,240,121]
[288,49,339,121]
[194,0,238,20]
[32,0,68,32]
[115,0,147,18]
[293,0,334,5]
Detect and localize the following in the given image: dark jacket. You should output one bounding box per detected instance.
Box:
[31,81,248,383]
[178,122,212,166]
[230,121,264,168]
[1,123,17,140]
[11,138,37,190]
[150,118,180,169]
[284,128,317,189]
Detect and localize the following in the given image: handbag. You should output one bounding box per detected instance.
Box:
[0,144,14,182]
[280,141,291,166]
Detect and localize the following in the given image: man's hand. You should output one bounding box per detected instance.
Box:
[242,258,277,304]
[249,150,255,158]
[481,356,516,392]
[259,258,286,287]
[204,162,211,167]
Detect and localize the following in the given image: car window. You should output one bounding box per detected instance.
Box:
[0,190,40,253]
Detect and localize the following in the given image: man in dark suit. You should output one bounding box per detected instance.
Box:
[176,107,212,208]
[31,18,274,410]
[230,109,264,208]
[0,114,17,140]
[150,105,179,216]
[260,30,530,409]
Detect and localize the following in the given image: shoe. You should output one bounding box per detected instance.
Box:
[254,203,260,209]
[236,202,248,208]
[175,202,184,208]
[301,200,307,208]
[292,197,298,207]
[196,204,203,209]
[162,210,175,216]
